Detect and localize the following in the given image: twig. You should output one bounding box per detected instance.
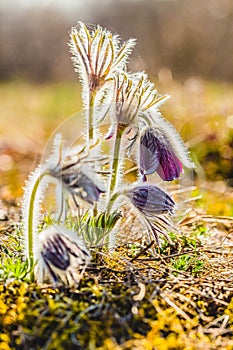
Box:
[161,293,191,321]
[130,240,155,262]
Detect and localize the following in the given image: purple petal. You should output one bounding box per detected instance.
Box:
[140,128,183,181]
[157,152,182,181]
[78,173,104,204]
[42,233,90,271]
[37,227,91,285]
[62,172,105,205]
[42,233,70,270]
[140,129,160,174]
[126,185,175,217]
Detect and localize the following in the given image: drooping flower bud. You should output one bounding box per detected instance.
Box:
[126,184,175,217]
[35,226,91,286]
[140,128,183,181]
[62,171,105,205]
[125,184,175,244]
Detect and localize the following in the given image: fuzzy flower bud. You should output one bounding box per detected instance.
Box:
[61,171,105,206]
[140,128,183,181]
[125,184,175,217]
[125,184,175,244]
[35,226,91,286]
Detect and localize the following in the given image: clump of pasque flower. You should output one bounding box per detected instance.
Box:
[21,22,194,286]
[22,134,103,284]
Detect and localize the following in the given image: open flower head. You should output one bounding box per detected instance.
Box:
[69,22,136,93]
[35,226,91,286]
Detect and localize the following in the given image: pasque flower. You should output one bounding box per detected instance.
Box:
[69,22,136,93]
[110,74,193,183]
[35,226,91,285]
[22,134,104,279]
[126,185,175,216]
[140,128,183,180]
[69,22,136,143]
[139,112,194,181]
[21,23,195,285]
[125,184,175,243]
[47,135,105,208]
[61,171,104,206]
[51,143,105,207]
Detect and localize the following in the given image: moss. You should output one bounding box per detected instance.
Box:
[0,257,232,350]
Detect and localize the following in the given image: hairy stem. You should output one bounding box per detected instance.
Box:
[87,90,96,143]
[108,124,125,201]
[26,171,48,281]
[107,192,120,212]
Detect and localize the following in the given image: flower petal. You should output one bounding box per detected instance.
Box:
[157,152,182,181]
[36,226,91,285]
[148,112,194,169]
[140,128,160,174]
[62,171,105,205]
[126,184,175,217]
[42,233,70,270]
[140,128,183,181]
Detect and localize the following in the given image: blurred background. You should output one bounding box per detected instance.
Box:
[0,0,233,214]
[1,0,233,82]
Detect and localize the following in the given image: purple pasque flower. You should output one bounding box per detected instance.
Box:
[49,138,105,207]
[126,184,175,216]
[35,226,91,285]
[140,128,183,181]
[125,184,175,244]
